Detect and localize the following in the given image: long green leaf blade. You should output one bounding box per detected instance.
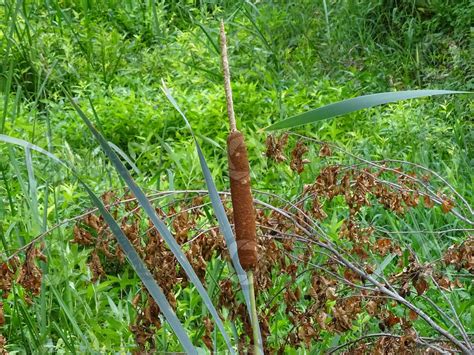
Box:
[266,90,470,130]
[107,141,141,175]
[24,147,41,231]
[0,134,196,353]
[80,184,197,353]
[161,82,264,352]
[64,96,234,353]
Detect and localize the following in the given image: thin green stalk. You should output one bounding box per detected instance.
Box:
[247,271,262,354]
[322,0,331,42]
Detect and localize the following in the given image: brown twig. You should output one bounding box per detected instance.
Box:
[326,333,453,354]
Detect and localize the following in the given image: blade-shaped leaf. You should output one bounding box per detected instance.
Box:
[266,90,471,130]
[81,184,197,353]
[0,134,196,353]
[161,82,264,352]
[64,94,235,354]
[108,141,141,175]
[374,253,396,278]
[24,147,41,230]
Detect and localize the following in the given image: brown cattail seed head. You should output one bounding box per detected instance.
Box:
[227,130,257,270]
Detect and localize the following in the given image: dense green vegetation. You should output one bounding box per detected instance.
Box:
[0,0,472,353]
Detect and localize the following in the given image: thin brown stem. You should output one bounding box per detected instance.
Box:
[326,333,452,354]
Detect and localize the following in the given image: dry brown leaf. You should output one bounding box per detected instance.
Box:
[290,140,309,174]
[441,198,455,213]
[408,309,418,321]
[319,143,332,157]
[265,134,288,162]
[413,277,428,296]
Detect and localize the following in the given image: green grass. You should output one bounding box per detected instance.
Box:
[0,0,473,352]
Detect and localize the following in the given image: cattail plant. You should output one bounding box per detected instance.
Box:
[220,20,261,353]
[220,26,258,271]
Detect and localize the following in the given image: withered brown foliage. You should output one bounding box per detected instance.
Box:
[3,135,471,353]
[17,246,46,298]
[202,316,214,351]
[89,251,105,282]
[265,133,289,162]
[0,247,47,354]
[0,257,19,299]
[443,236,474,273]
[319,143,332,158]
[63,155,466,353]
[0,335,7,355]
[70,191,230,352]
[290,140,309,174]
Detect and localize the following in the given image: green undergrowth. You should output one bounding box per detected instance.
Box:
[1,0,473,352]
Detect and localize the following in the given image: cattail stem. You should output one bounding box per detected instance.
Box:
[220,20,236,132]
[220,20,262,353]
[247,271,260,354]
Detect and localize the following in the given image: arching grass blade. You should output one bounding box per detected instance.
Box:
[161,81,263,350]
[63,94,235,354]
[0,134,197,353]
[266,90,471,130]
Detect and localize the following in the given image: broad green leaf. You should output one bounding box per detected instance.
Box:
[24,147,41,231]
[374,253,396,277]
[266,90,471,130]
